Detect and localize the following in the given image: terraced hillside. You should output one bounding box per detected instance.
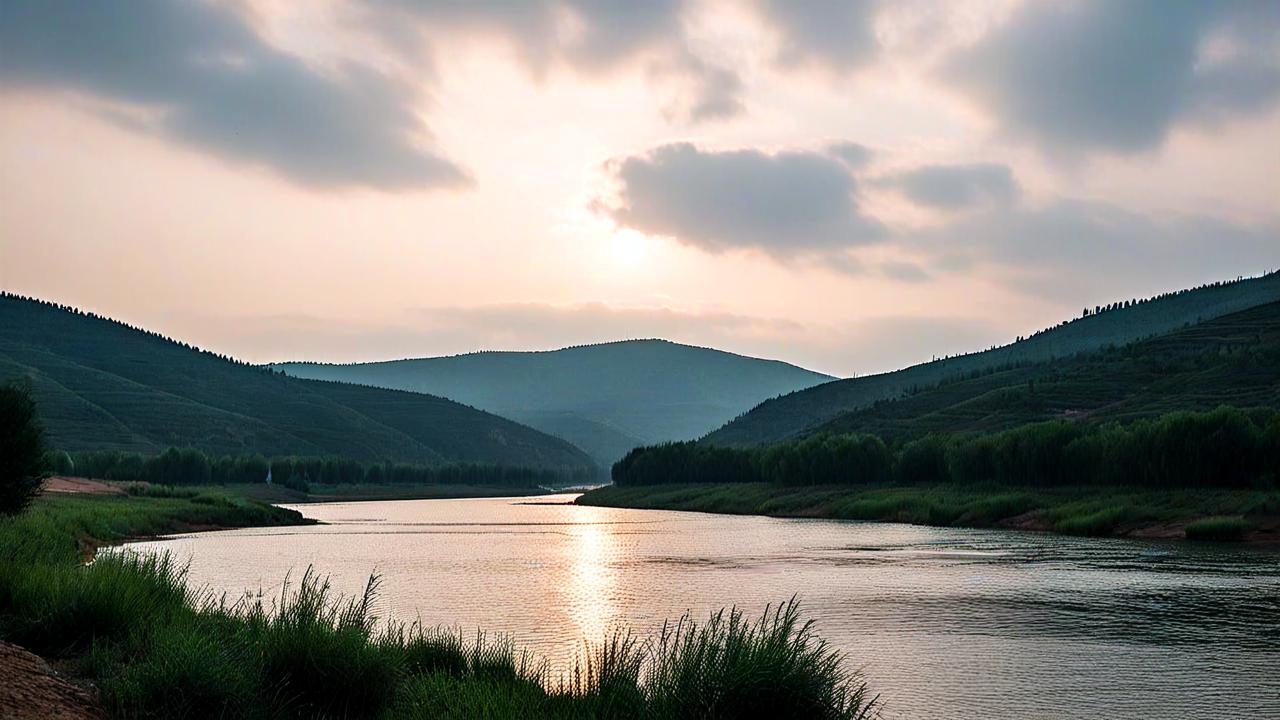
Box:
[0,294,595,473]
[817,301,1280,440]
[706,271,1280,447]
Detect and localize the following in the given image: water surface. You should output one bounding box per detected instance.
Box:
[128,494,1280,720]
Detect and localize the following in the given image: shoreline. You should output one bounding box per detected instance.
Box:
[576,483,1280,544]
[1,491,873,718]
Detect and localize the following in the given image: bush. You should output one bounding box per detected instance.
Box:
[0,383,47,515]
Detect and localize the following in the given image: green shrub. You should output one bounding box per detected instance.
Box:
[0,383,47,515]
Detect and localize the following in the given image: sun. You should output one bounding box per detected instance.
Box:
[609,229,649,268]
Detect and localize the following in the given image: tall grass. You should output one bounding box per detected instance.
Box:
[0,494,879,719]
[1184,516,1253,541]
[644,602,877,720]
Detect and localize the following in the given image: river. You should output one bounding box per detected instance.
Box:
[126,494,1280,720]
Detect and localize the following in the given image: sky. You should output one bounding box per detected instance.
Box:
[1,0,1278,377]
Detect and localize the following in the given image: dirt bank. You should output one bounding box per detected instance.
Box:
[0,641,104,720]
[42,477,125,496]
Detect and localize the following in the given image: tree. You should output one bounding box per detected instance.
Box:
[0,383,48,515]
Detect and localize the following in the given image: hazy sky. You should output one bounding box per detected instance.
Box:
[2,0,1278,376]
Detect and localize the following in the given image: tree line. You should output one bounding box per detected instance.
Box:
[47,446,588,491]
[1,291,286,377]
[614,406,1280,489]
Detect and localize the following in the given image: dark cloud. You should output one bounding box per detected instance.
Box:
[604,143,883,254]
[885,163,1018,209]
[945,0,1280,156]
[754,0,881,71]
[825,142,874,169]
[371,0,685,71]
[0,0,467,189]
[913,199,1280,300]
[366,0,742,124]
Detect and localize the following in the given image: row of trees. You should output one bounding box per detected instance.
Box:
[53,447,583,491]
[614,406,1280,490]
[0,292,285,377]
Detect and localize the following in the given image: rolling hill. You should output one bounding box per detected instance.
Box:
[705,271,1280,447]
[817,300,1280,440]
[274,339,832,467]
[0,294,595,474]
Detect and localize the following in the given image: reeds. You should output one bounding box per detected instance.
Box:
[1,496,879,718]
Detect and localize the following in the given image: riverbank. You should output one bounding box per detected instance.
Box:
[0,492,876,719]
[46,476,563,505]
[214,481,560,504]
[8,492,312,563]
[576,483,1280,542]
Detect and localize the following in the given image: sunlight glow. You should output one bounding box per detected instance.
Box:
[610,229,649,269]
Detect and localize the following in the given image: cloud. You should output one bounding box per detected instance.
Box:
[602,142,883,255]
[944,0,1280,156]
[754,0,882,71]
[884,162,1018,209]
[825,141,875,169]
[879,260,931,283]
[0,0,467,190]
[366,0,744,123]
[912,199,1280,300]
[657,50,746,123]
[369,0,686,72]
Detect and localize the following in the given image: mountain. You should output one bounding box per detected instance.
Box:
[705,271,1280,447]
[817,300,1280,440]
[274,339,833,466]
[0,294,595,474]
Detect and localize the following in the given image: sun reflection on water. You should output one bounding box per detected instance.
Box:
[565,507,617,644]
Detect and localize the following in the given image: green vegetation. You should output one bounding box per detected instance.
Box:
[64,447,589,492]
[615,407,1280,491]
[0,293,595,475]
[1184,516,1255,542]
[0,493,309,565]
[0,495,876,719]
[578,483,1278,540]
[816,300,1280,440]
[274,338,832,468]
[601,406,1280,540]
[0,383,47,515]
[707,271,1280,447]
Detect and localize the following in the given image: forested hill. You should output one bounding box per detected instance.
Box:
[274,339,832,467]
[817,300,1280,440]
[0,294,595,474]
[705,271,1280,448]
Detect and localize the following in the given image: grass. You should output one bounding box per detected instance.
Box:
[0,493,878,719]
[577,483,1280,541]
[0,493,310,565]
[1185,516,1254,541]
